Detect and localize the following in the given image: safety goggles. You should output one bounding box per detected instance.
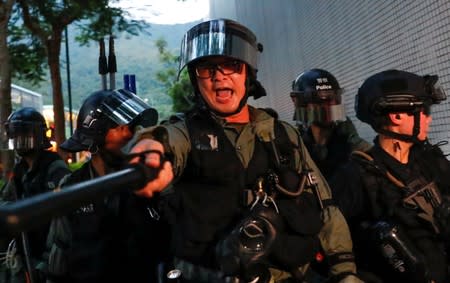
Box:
[375,95,433,116]
[195,60,244,79]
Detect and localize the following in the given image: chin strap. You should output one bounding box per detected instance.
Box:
[377,111,422,144]
[204,92,250,118]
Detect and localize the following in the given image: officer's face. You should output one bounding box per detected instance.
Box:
[104,124,133,153]
[195,57,247,115]
[400,110,432,141]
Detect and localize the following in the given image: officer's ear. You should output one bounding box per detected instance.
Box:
[388,113,403,125]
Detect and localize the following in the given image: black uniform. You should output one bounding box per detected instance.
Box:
[330,138,450,283]
[301,118,371,180]
[46,161,167,283]
[0,150,70,283]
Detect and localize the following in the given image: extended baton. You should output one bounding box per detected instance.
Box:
[0,160,159,236]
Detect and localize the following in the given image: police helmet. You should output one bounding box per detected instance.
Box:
[60,89,157,153]
[179,18,263,75]
[356,69,446,127]
[290,68,345,125]
[356,69,446,142]
[5,107,51,151]
[179,18,266,114]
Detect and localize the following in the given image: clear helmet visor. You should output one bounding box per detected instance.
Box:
[293,104,346,126]
[5,121,47,150]
[99,89,151,126]
[179,19,260,75]
[291,89,345,125]
[8,136,38,150]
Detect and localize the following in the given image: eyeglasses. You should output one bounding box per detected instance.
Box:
[195,61,244,79]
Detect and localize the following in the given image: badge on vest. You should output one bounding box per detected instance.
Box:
[194,134,219,151]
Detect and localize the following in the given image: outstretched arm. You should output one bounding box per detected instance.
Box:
[130,138,174,198]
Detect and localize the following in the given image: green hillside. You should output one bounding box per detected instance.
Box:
[14,22,198,121]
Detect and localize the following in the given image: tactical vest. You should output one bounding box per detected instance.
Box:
[351,144,448,230]
[302,128,353,181]
[13,151,64,198]
[167,110,324,270]
[54,162,128,283]
[12,151,67,258]
[351,143,450,282]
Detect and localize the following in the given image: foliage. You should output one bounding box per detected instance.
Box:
[155,37,194,114]
[0,0,18,179]
[8,4,46,85]
[73,5,150,46]
[15,0,149,151]
[11,23,196,123]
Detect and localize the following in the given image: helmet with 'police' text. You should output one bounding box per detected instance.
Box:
[290,68,345,126]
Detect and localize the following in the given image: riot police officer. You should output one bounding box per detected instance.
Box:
[0,107,70,283]
[330,69,450,283]
[45,89,161,283]
[290,68,371,180]
[130,19,361,283]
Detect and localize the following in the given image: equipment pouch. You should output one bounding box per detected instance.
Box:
[369,221,429,283]
[403,181,442,232]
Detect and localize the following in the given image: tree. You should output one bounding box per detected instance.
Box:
[155,38,194,115]
[0,1,49,179]
[0,0,16,179]
[16,0,148,155]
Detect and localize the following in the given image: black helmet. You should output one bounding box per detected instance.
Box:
[355,69,446,141]
[5,107,51,151]
[60,89,157,153]
[179,18,263,75]
[179,18,266,114]
[290,68,345,125]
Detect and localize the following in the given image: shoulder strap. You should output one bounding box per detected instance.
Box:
[277,121,335,206]
[352,150,405,188]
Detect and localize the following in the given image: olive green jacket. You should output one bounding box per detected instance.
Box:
[136,106,358,282]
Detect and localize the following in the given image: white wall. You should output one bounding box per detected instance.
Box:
[209,0,450,153]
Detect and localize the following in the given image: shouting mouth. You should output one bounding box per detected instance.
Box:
[216,88,233,104]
